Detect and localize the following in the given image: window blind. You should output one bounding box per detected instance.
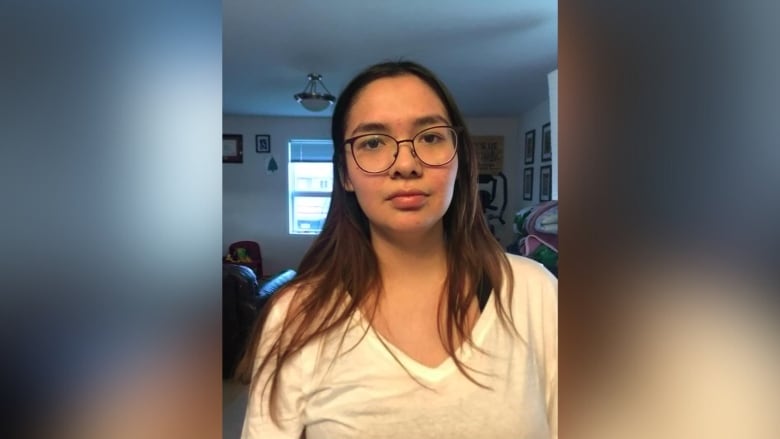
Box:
[289,140,333,163]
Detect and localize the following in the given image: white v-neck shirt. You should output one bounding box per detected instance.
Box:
[242,254,557,439]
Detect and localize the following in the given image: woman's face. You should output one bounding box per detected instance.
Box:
[342,74,458,239]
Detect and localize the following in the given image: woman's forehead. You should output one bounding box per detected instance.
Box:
[345,75,448,133]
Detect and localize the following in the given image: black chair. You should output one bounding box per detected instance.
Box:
[478,172,508,237]
[222,263,261,379]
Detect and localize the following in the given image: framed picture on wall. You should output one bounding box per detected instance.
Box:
[223,134,243,163]
[473,135,504,175]
[256,134,271,153]
[539,165,552,202]
[524,129,536,165]
[523,167,534,201]
[541,122,552,162]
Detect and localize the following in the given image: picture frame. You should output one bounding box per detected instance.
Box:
[524,129,536,165]
[523,167,534,201]
[256,134,271,153]
[539,164,552,202]
[541,122,552,162]
[472,135,504,175]
[222,134,243,163]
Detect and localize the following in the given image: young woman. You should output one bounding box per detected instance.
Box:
[236,61,558,439]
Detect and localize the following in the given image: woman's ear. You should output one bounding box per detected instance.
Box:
[339,168,354,192]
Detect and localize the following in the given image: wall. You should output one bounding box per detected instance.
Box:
[223,115,330,274]
[548,69,558,200]
[223,112,548,273]
[468,118,523,245]
[516,99,553,210]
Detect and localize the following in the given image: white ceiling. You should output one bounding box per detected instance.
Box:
[223,0,557,118]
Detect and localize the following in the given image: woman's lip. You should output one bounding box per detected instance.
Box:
[387,190,426,199]
[388,193,427,209]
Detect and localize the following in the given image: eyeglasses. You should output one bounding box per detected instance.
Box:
[344,125,459,174]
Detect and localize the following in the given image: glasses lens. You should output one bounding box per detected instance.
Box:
[413,126,457,166]
[349,126,458,173]
[351,134,397,172]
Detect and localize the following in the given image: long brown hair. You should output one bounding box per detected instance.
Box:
[234,60,514,424]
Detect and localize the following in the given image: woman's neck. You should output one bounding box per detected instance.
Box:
[369,224,448,301]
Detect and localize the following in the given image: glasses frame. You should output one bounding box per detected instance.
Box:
[344,125,461,174]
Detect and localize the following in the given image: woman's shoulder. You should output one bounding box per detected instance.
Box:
[262,280,348,337]
[501,252,558,312]
[260,282,315,334]
[504,253,557,285]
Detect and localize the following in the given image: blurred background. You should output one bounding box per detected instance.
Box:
[1,0,778,438]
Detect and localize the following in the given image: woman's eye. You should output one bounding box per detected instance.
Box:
[419,133,443,144]
[359,136,385,150]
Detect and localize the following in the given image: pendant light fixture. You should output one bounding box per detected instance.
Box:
[294,73,336,112]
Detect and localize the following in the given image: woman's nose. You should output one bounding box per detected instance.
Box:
[390,140,422,177]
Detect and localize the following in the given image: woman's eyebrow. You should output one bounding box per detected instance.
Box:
[349,122,390,137]
[412,115,450,128]
[348,115,451,137]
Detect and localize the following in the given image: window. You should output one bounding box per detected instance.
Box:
[288,139,334,235]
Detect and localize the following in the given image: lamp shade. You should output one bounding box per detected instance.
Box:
[294,73,335,112]
[297,95,333,112]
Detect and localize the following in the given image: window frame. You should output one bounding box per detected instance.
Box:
[288,139,334,235]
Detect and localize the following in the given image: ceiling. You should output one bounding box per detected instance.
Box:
[223,0,557,118]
